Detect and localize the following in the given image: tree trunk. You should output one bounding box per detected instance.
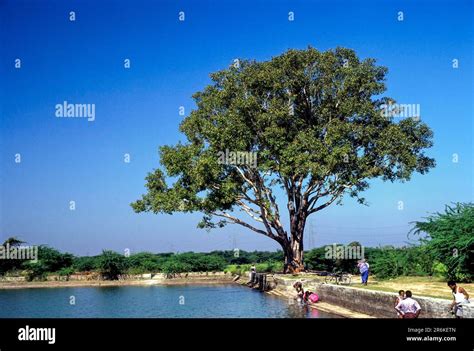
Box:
[281,237,305,273]
[280,209,307,273]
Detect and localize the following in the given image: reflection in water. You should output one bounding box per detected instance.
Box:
[283,296,343,319]
[308,307,321,318]
[284,301,336,318]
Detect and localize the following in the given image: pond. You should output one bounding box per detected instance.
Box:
[0,284,339,318]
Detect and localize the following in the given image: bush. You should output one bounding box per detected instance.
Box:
[57,267,75,280]
[34,246,74,273]
[411,202,474,282]
[224,264,251,276]
[73,256,99,272]
[159,253,226,275]
[304,245,359,274]
[432,261,448,277]
[21,246,75,281]
[125,252,162,273]
[24,261,48,281]
[160,260,192,276]
[255,261,284,273]
[366,245,435,280]
[98,250,127,280]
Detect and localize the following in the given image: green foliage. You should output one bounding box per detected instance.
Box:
[0,237,27,275]
[125,252,162,274]
[365,246,435,279]
[132,47,434,219]
[24,261,48,281]
[159,253,227,276]
[160,260,192,276]
[98,250,127,280]
[255,261,284,273]
[304,243,360,274]
[432,261,448,277]
[131,47,435,270]
[224,264,252,276]
[303,247,330,271]
[209,250,283,265]
[73,256,100,272]
[20,246,75,281]
[36,246,74,273]
[57,267,75,280]
[224,261,283,275]
[411,203,474,282]
[303,244,438,280]
[2,235,467,283]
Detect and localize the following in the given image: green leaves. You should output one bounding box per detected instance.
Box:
[98,250,127,280]
[411,203,474,282]
[132,47,435,249]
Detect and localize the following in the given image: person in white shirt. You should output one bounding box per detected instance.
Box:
[395,290,421,319]
[357,259,370,285]
[448,280,470,318]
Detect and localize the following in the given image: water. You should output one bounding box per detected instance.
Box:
[0,284,338,318]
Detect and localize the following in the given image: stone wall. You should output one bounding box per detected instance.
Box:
[273,277,473,318]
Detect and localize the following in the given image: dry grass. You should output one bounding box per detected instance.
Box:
[275,273,473,300]
[351,276,474,300]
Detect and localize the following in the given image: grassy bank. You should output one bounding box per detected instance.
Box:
[353,276,474,300]
[280,273,474,300]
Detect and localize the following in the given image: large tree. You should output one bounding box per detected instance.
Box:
[132,47,435,273]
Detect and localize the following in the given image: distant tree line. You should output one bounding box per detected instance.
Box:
[1,203,471,282]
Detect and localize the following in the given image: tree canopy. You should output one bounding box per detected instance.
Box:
[132,47,435,271]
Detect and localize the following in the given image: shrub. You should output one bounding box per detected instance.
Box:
[411,203,474,282]
[125,252,162,273]
[73,256,99,272]
[98,250,127,280]
[57,267,75,280]
[24,261,48,282]
[160,260,192,276]
[224,264,251,276]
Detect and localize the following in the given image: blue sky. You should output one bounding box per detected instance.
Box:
[0,0,472,255]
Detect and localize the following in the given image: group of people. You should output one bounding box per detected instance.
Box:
[293,281,319,305]
[394,290,421,318]
[394,281,470,319]
[253,260,470,319]
[292,279,470,319]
